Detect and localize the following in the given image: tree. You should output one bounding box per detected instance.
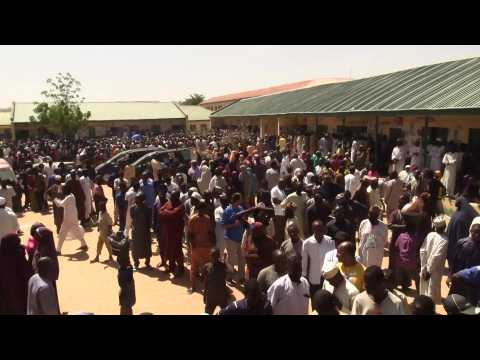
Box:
[30,72,91,138]
[180,93,205,105]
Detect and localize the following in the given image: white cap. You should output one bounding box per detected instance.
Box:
[191,192,202,201]
[322,262,340,280]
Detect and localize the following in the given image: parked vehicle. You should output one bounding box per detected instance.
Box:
[95,147,165,179]
[131,148,191,178]
[0,159,16,182]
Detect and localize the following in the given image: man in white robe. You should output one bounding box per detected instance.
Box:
[344,165,361,197]
[321,262,359,314]
[409,139,423,168]
[280,153,290,178]
[55,186,87,254]
[442,147,457,198]
[350,138,359,163]
[267,254,310,315]
[429,140,443,172]
[358,206,388,268]
[391,139,406,174]
[124,182,139,239]
[79,171,94,221]
[419,216,448,304]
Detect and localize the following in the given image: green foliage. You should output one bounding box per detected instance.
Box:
[180,93,205,105]
[30,72,91,138]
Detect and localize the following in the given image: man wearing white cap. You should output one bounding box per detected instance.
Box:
[321,262,359,314]
[0,196,20,245]
[419,215,449,304]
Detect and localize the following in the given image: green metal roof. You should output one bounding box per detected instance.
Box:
[13,101,186,123]
[212,57,480,118]
[0,111,12,126]
[176,104,212,121]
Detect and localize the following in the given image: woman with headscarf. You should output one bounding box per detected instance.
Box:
[26,222,45,265]
[197,165,212,195]
[242,222,277,280]
[0,233,34,314]
[387,194,410,270]
[240,164,258,208]
[446,196,479,265]
[33,227,60,293]
[226,150,238,173]
[303,172,315,188]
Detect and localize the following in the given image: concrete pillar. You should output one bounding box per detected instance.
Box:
[260,117,264,137]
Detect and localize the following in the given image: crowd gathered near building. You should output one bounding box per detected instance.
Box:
[0,124,480,315]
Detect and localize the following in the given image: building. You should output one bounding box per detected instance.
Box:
[0,111,12,139]
[176,104,212,134]
[11,101,210,139]
[211,57,480,155]
[201,78,351,112]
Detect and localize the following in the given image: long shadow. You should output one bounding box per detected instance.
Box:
[135,266,196,290]
[171,270,192,288]
[136,266,174,282]
[101,259,119,270]
[65,251,90,262]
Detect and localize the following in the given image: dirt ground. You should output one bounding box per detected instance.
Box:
[17,190,453,315]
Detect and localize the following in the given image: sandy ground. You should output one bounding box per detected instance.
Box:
[17,190,453,315]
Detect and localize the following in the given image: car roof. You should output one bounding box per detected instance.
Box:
[117,147,165,154]
[132,148,191,166]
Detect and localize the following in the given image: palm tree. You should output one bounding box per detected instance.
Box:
[181,94,205,105]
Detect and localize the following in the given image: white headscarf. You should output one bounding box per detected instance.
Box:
[197,165,212,194]
[304,172,315,187]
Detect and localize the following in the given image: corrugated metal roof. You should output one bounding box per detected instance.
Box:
[176,104,212,121]
[212,57,480,118]
[13,101,186,123]
[0,111,11,126]
[202,77,351,105]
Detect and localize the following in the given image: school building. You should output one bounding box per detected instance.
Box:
[211,57,480,154]
[9,101,211,139]
[201,78,351,112]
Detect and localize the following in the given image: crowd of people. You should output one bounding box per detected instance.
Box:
[1,127,480,315]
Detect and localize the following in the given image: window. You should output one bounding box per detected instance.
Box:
[425,127,448,144]
[316,124,328,135]
[200,124,207,131]
[190,124,197,132]
[337,126,367,138]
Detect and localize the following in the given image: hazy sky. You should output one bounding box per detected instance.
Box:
[1,45,480,108]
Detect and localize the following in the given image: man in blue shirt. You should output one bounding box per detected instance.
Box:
[140,170,156,231]
[140,171,156,209]
[452,265,480,306]
[222,192,246,284]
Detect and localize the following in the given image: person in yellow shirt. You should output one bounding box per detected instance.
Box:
[336,241,365,292]
[279,137,287,152]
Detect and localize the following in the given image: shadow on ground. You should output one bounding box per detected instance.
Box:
[65,251,90,262]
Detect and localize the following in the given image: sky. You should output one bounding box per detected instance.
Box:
[1,45,480,108]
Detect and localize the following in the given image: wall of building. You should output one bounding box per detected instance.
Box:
[215,113,480,145]
[188,120,211,134]
[13,118,187,139]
